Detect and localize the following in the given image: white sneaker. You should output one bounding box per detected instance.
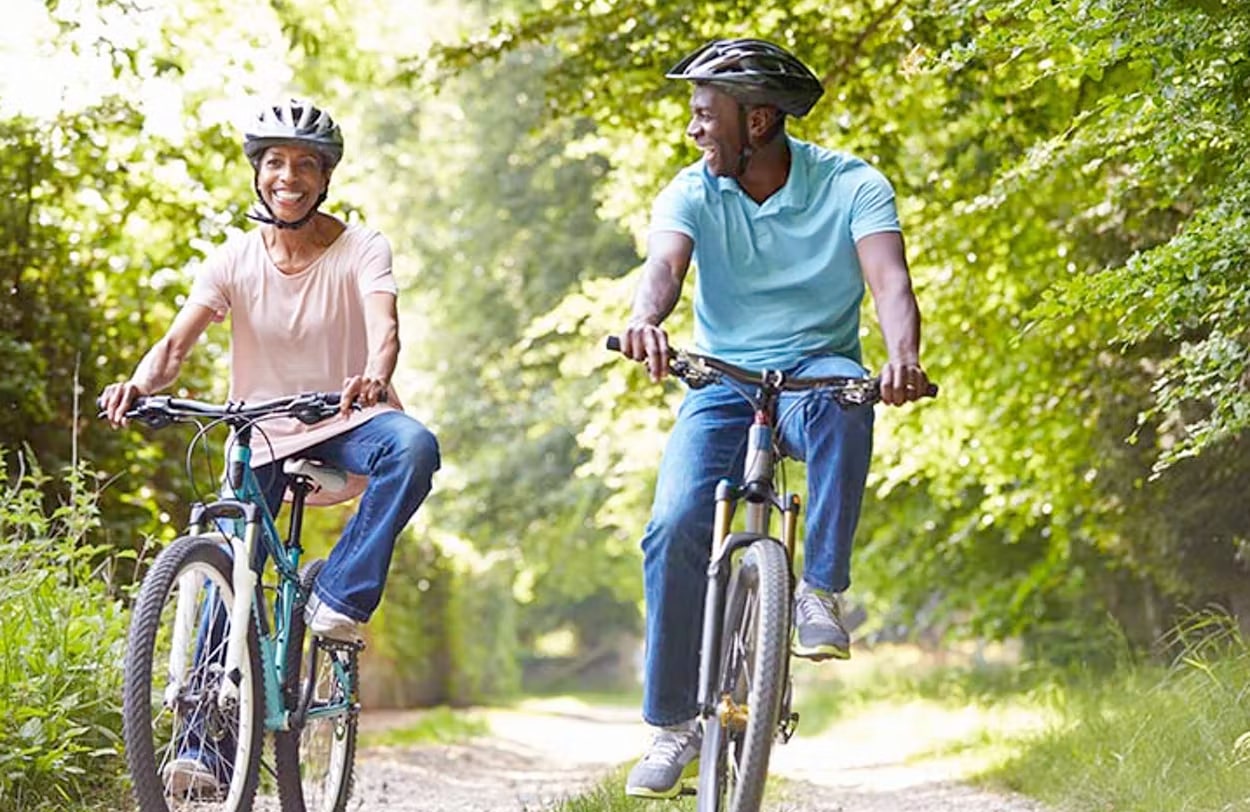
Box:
[162,756,221,798]
[305,593,363,643]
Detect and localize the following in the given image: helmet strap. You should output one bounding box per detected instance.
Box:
[247,176,328,230]
[734,105,753,177]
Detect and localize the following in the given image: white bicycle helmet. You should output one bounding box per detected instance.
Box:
[243,98,344,170]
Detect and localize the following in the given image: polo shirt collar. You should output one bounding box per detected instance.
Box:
[705,135,809,213]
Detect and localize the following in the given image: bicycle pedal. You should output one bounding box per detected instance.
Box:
[315,636,364,652]
[778,711,799,743]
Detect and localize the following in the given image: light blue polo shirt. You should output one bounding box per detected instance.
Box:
[649,136,902,370]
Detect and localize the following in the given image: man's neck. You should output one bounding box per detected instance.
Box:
[737,136,791,204]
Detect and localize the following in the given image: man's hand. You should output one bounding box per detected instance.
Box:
[99,381,149,428]
[619,321,671,383]
[877,360,930,407]
[340,375,388,415]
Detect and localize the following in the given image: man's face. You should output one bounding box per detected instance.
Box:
[686,84,743,177]
[256,144,330,221]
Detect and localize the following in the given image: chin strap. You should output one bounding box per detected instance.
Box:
[732,105,786,178]
[734,106,753,177]
[247,177,328,230]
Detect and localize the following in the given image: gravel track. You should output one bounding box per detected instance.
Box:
[283,699,1050,812]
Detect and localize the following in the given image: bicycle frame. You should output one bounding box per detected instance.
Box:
[695,378,799,720]
[170,421,346,733]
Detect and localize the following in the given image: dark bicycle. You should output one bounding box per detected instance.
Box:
[607,337,936,812]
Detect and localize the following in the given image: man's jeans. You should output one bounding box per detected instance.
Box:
[639,354,873,726]
[254,410,441,621]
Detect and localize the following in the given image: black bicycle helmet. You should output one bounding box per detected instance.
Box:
[666,39,824,118]
[242,98,344,170]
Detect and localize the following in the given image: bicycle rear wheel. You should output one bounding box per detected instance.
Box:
[274,560,358,812]
[122,534,263,812]
[697,539,790,812]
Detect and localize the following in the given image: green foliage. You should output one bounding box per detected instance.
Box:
[0,452,128,810]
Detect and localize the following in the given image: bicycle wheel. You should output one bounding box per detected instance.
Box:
[122,533,264,812]
[697,539,790,812]
[274,560,358,812]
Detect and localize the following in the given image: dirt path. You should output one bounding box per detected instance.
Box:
[341,698,1049,812]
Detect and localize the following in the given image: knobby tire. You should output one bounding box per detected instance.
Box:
[697,539,790,812]
[274,559,358,812]
[122,534,263,812]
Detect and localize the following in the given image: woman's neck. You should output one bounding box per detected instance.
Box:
[263,213,346,274]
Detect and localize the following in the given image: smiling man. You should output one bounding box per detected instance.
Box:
[99,98,440,797]
[616,39,930,798]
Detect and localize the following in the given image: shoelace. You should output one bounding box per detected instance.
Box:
[795,588,840,628]
[642,729,695,764]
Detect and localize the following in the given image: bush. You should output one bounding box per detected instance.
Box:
[0,452,128,810]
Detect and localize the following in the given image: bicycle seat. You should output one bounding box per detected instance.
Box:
[282,459,349,494]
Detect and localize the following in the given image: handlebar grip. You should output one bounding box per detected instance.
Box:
[605,336,621,353]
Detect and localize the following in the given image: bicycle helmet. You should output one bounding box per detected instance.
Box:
[243,98,344,170]
[242,98,343,229]
[666,39,824,118]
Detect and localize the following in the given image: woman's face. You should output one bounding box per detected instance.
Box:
[256,144,330,222]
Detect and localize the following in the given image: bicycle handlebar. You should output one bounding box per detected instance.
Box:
[97,391,381,430]
[605,336,939,403]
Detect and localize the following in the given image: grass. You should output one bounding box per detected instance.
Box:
[549,766,696,812]
[0,455,130,811]
[986,615,1250,812]
[358,705,490,747]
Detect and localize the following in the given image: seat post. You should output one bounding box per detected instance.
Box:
[286,478,312,554]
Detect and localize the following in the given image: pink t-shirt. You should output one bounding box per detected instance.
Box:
[188,223,401,489]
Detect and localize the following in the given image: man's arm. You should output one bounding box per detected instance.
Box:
[857,231,930,406]
[100,303,218,426]
[341,291,399,413]
[621,230,694,381]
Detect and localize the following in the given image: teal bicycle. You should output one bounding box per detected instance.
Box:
[110,392,365,812]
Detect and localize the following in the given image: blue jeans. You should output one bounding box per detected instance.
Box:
[255,410,441,621]
[639,354,874,726]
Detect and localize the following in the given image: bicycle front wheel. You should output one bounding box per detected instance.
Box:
[274,560,358,812]
[697,539,790,812]
[122,533,264,812]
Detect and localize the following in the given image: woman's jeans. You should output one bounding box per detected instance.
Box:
[639,355,874,726]
[254,410,441,621]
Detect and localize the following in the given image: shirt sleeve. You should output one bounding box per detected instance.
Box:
[648,175,699,239]
[849,165,902,242]
[185,242,232,321]
[355,229,398,297]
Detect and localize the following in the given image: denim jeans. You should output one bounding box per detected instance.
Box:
[254,410,441,621]
[639,354,874,726]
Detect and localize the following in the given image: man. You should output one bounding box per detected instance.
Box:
[617,39,931,798]
[100,98,440,795]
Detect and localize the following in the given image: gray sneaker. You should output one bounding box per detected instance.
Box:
[624,721,701,799]
[162,756,221,798]
[792,580,851,661]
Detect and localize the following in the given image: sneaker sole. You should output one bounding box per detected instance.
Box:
[792,642,851,661]
[624,758,699,799]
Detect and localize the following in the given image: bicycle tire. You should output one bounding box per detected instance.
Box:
[274,559,358,812]
[697,539,790,812]
[122,534,263,812]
